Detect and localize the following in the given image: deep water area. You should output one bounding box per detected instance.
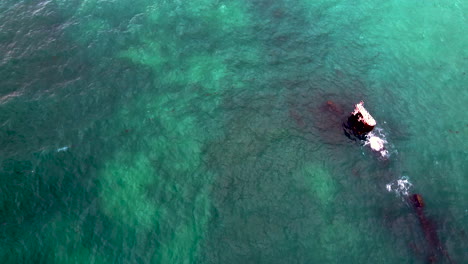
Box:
[0,0,466,263]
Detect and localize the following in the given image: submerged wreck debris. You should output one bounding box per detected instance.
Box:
[333,100,453,261]
[325,100,344,115]
[343,101,376,140]
[409,194,453,263]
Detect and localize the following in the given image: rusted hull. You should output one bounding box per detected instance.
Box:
[409,194,453,263]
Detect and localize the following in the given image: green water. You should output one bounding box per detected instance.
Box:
[0,0,466,263]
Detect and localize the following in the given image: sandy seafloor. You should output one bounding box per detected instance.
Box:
[0,0,467,263]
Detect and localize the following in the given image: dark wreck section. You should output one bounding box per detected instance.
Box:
[343,101,376,140]
[409,194,453,264]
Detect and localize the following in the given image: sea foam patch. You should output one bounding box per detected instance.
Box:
[364,128,390,159]
[386,176,413,197]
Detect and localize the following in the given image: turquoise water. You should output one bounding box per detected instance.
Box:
[0,0,466,263]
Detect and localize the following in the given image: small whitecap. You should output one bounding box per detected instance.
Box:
[386,184,392,192]
[57,146,69,152]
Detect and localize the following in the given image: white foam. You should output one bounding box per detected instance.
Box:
[57,146,69,152]
[364,129,389,158]
[386,176,413,197]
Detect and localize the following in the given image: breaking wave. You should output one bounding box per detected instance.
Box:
[363,127,393,159]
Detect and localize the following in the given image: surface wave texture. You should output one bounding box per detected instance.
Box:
[0,0,466,263]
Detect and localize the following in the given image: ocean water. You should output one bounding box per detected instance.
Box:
[0,0,466,263]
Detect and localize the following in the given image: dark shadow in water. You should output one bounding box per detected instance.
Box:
[196,1,406,262]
